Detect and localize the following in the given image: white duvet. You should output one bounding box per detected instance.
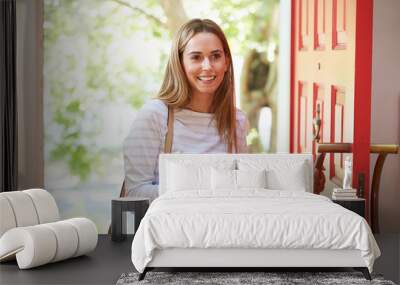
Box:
[131,190,380,273]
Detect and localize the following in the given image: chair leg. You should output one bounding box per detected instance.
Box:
[138,268,148,281]
[354,267,371,280]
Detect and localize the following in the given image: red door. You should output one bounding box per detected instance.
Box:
[290,0,373,219]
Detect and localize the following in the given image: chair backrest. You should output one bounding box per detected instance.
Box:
[315,143,399,233]
[0,189,60,237]
[159,153,314,195]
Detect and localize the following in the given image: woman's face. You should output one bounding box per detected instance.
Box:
[182,32,229,99]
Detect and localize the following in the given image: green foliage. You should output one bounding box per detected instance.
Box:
[212,0,279,54]
[44,0,278,181]
[68,145,98,180]
[44,0,169,181]
[246,128,263,153]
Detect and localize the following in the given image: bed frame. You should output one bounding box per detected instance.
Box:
[139,248,371,280]
[137,154,372,281]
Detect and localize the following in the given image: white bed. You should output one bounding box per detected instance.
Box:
[131,154,380,280]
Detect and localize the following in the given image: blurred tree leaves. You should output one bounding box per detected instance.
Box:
[44,0,278,181]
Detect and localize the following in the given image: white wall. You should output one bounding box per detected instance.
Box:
[276,0,291,153]
[371,0,400,233]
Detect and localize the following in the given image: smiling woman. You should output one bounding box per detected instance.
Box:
[182,32,229,112]
[123,19,249,201]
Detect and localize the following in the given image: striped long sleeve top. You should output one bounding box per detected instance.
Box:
[122,99,248,201]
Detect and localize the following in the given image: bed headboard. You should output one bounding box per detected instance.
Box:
[158,154,314,195]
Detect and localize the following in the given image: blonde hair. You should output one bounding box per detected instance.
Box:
[157,18,237,153]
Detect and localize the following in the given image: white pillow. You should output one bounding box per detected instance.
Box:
[238,159,310,192]
[211,168,236,191]
[167,162,211,192]
[236,169,267,189]
[265,162,307,191]
[211,169,267,191]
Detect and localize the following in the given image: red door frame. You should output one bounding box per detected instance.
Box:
[352,0,373,222]
[289,0,374,221]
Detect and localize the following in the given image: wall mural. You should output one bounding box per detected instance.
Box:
[43,0,279,233]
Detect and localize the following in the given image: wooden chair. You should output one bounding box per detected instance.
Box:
[314,143,399,233]
[118,180,128,198]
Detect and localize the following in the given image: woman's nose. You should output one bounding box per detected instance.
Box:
[201,58,211,69]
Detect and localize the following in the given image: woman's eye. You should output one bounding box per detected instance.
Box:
[190,55,201,61]
[212,54,221,60]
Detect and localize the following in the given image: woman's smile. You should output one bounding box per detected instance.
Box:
[197,75,217,85]
[197,75,216,81]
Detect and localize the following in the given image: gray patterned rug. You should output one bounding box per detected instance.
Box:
[116,271,396,285]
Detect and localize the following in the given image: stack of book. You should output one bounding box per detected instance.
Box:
[332,188,358,200]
